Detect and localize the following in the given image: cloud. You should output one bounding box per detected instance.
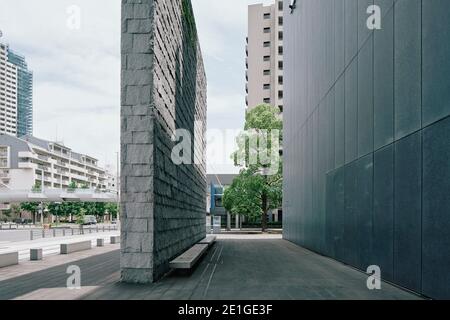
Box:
[0,0,268,174]
[0,0,121,169]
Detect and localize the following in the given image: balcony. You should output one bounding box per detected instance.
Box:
[18,162,38,170]
[37,164,50,171]
[56,160,67,167]
[37,155,49,162]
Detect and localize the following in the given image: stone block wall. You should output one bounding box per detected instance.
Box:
[121,0,207,283]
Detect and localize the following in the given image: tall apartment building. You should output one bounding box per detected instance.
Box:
[0,134,108,191]
[8,50,33,137]
[0,43,18,136]
[0,43,33,137]
[246,1,284,112]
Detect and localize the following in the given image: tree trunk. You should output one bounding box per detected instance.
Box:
[261,193,268,232]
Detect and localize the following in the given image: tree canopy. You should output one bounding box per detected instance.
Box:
[224,104,283,231]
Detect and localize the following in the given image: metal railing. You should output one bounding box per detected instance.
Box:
[0,223,38,230]
[29,225,118,241]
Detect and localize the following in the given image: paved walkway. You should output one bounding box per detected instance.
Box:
[0,238,421,300]
[0,231,119,261]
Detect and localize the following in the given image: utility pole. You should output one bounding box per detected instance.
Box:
[40,170,44,225]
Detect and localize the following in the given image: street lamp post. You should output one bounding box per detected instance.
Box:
[116,151,120,225]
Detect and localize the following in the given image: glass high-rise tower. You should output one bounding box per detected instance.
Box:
[7,49,33,137]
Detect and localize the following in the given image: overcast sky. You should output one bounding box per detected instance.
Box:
[0,0,273,174]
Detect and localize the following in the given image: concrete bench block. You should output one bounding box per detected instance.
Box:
[60,241,92,254]
[170,244,208,269]
[30,248,43,261]
[0,252,19,268]
[97,239,105,247]
[110,236,120,244]
[199,235,216,247]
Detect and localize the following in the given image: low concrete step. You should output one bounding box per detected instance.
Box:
[60,241,92,254]
[0,252,19,268]
[170,244,208,269]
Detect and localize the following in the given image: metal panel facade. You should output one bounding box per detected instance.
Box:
[283,0,450,299]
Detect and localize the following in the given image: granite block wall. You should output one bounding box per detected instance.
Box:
[121,0,207,283]
[283,0,450,299]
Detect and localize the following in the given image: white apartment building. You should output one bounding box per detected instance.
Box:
[246,1,284,113]
[0,134,108,191]
[0,43,18,136]
[104,164,118,194]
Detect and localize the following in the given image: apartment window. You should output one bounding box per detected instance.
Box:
[278,1,283,11]
[278,46,283,55]
[263,55,270,62]
[279,16,283,26]
[263,70,271,76]
[279,31,283,41]
[263,41,271,48]
[263,84,271,90]
[278,91,284,99]
[263,13,271,19]
[279,105,284,113]
[278,76,283,85]
[263,27,271,34]
[263,98,271,104]
[278,60,284,70]
[0,146,8,168]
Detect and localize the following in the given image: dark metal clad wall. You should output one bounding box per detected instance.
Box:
[283,0,450,299]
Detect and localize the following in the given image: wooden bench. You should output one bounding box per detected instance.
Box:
[60,241,92,254]
[170,244,209,269]
[198,235,216,248]
[0,252,19,268]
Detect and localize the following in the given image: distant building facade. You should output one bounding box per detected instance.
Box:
[0,43,18,136]
[7,49,33,137]
[0,43,33,137]
[207,174,237,216]
[246,1,284,112]
[0,134,107,191]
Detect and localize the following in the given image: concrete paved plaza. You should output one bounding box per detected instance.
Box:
[0,237,422,300]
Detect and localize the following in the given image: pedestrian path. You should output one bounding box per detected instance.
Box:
[0,238,424,300]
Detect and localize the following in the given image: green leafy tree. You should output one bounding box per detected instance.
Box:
[20,202,40,223]
[67,181,77,191]
[83,202,97,216]
[224,104,283,231]
[60,202,82,222]
[47,203,66,224]
[31,183,42,192]
[20,202,40,216]
[83,202,106,220]
[76,208,86,225]
[12,204,22,218]
[94,202,106,220]
[105,203,119,219]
